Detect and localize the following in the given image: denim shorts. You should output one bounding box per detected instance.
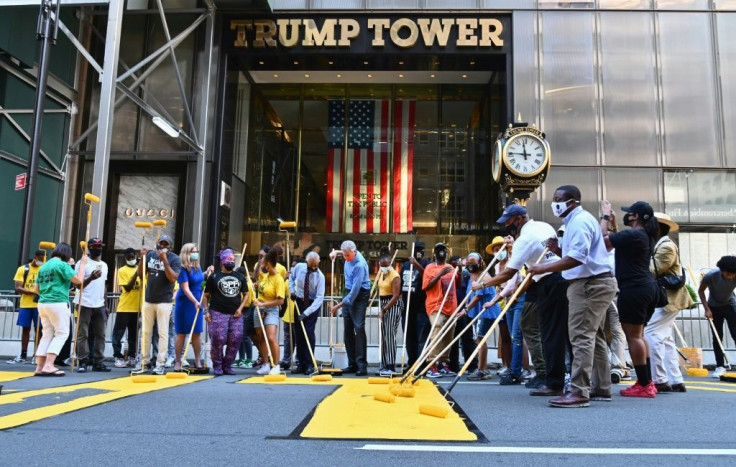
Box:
[254,306,279,328]
[473,317,493,340]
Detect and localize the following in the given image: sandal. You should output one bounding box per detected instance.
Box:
[38,369,66,377]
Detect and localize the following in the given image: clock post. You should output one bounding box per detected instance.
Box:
[491,119,551,207]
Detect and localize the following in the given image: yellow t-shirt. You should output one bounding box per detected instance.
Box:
[14,263,40,309]
[257,271,286,303]
[378,268,399,296]
[117,265,141,313]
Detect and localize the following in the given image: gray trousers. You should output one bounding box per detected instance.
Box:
[77,305,107,365]
[521,300,546,379]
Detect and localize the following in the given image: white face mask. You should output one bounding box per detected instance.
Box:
[126,259,137,266]
[380,266,392,274]
[551,199,574,218]
[495,250,508,262]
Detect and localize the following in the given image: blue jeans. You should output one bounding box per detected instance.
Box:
[505,293,526,376]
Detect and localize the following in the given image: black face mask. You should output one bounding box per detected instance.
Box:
[89,249,102,259]
[467,264,479,273]
[623,213,633,227]
[505,219,519,238]
[415,250,424,260]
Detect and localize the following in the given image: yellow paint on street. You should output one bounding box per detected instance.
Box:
[241,376,477,441]
[0,371,35,383]
[0,375,210,430]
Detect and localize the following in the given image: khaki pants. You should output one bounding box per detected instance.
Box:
[521,300,546,379]
[567,277,617,398]
[142,302,173,367]
[427,312,454,362]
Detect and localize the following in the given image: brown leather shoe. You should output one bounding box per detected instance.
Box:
[549,391,590,408]
[655,382,673,393]
[670,383,687,393]
[529,385,564,396]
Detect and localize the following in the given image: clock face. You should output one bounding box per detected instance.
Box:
[503,133,549,177]
[492,139,503,182]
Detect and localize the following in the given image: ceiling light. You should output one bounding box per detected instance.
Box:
[399,61,404,65]
[152,116,179,138]
[364,61,369,65]
[328,60,334,65]
[258,61,264,65]
[367,74,372,78]
[305,74,310,78]
[273,73,279,78]
[399,74,404,78]
[470,61,476,65]
[293,60,299,65]
[430,74,435,78]
[462,74,468,78]
[337,74,342,78]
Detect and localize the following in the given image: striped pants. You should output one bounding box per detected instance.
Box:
[380,296,404,369]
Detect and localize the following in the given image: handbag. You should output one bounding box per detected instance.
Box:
[653,241,686,291]
[651,253,669,308]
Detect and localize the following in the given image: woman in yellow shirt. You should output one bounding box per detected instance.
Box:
[255,247,286,375]
[376,253,403,377]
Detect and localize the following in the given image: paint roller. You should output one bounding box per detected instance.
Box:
[390,386,416,398]
[39,241,56,249]
[373,392,396,403]
[278,219,297,368]
[153,219,167,242]
[131,375,157,383]
[311,374,333,382]
[278,220,297,229]
[166,372,187,379]
[134,221,153,229]
[368,377,390,385]
[419,404,449,418]
[264,374,287,382]
[84,193,100,203]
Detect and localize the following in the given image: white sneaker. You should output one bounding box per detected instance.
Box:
[497,367,509,376]
[256,364,271,375]
[714,366,727,378]
[269,364,281,375]
[152,365,166,375]
[164,357,175,368]
[520,369,533,380]
[114,358,127,368]
[6,356,27,364]
[182,360,190,368]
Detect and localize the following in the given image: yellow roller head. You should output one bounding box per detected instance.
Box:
[419,404,449,418]
[84,193,100,203]
[686,368,709,377]
[279,221,297,229]
[264,374,287,382]
[39,241,56,249]
[166,372,187,379]
[80,241,87,250]
[311,374,333,382]
[135,222,153,228]
[153,219,167,226]
[368,377,390,385]
[131,375,157,383]
[373,392,396,403]
[390,386,416,398]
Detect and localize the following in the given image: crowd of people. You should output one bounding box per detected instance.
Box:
[6,183,736,407]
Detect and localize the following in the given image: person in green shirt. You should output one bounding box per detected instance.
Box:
[34,243,86,376]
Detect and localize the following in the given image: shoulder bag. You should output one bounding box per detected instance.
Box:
[653,240,686,291]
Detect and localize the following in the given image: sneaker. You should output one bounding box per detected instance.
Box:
[182,360,190,368]
[426,366,442,378]
[269,364,281,375]
[77,366,87,373]
[714,367,727,378]
[253,357,264,369]
[233,359,243,368]
[481,369,494,380]
[439,363,457,376]
[499,373,522,385]
[620,381,656,398]
[164,357,175,368]
[6,355,27,364]
[132,363,144,373]
[127,357,138,368]
[590,392,612,402]
[621,371,632,381]
[92,364,111,372]
[655,382,673,393]
[241,359,253,369]
[152,365,166,375]
[497,366,509,377]
[525,375,545,389]
[279,360,291,371]
[466,369,485,381]
[114,358,127,368]
[564,373,571,392]
[378,368,394,377]
[256,364,271,375]
[671,383,687,393]
[520,369,533,380]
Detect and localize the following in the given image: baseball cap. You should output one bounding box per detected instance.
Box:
[415,241,426,250]
[158,234,173,246]
[434,242,447,252]
[621,201,654,220]
[496,204,527,223]
[87,237,105,248]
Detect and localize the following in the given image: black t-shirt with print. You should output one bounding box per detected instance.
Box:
[205,270,247,314]
[609,229,654,287]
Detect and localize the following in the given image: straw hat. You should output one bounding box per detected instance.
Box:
[485,236,510,255]
[653,212,679,232]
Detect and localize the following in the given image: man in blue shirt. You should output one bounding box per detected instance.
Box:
[330,240,371,376]
[289,252,325,374]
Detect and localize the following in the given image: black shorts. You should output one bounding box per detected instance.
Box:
[617,282,656,325]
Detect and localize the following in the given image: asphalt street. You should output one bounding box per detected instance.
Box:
[0,364,734,466]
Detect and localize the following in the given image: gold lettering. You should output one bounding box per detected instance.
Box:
[303,19,338,47]
[277,19,301,47]
[389,18,419,49]
[230,20,249,48]
[159,209,169,218]
[479,18,503,47]
[170,209,175,219]
[456,18,478,47]
[367,18,390,47]
[136,209,145,217]
[124,207,133,217]
[338,19,359,47]
[417,18,454,47]
[253,20,277,47]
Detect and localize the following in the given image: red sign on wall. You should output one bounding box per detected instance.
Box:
[15,173,26,191]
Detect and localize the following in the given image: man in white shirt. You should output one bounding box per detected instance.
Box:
[73,237,110,372]
[473,204,569,397]
[528,185,617,408]
[289,252,325,374]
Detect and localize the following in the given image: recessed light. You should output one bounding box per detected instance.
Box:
[430,74,435,78]
[399,61,404,65]
[364,61,369,65]
[258,61,264,65]
[305,74,310,78]
[470,61,476,65]
[273,74,279,78]
[462,74,468,78]
[399,74,404,78]
[337,73,342,78]
[293,61,299,65]
[328,60,334,65]
[367,74,372,78]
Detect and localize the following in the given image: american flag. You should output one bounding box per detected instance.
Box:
[326,100,415,233]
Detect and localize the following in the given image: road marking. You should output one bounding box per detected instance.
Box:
[683,385,736,394]
[0,375,210,430]
[0,371,35,383]
[357,444,736,456]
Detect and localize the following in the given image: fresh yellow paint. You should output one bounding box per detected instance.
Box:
[241,376,477,441]
[0,371,35,383]
[0,375,210,430]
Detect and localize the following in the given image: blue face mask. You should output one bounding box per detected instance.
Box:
[496,250,508,261]
[190,253,199,261]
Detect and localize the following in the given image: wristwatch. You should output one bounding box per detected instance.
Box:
[601,214,610,221]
